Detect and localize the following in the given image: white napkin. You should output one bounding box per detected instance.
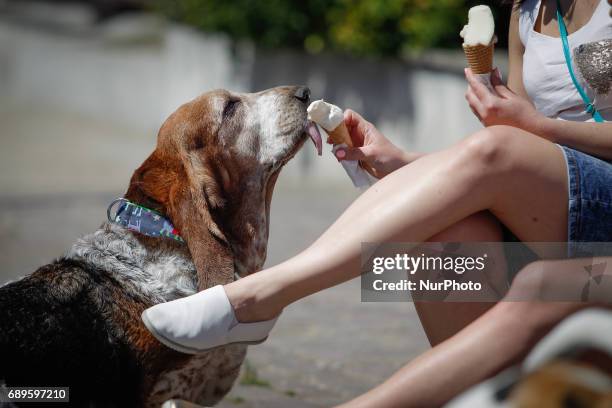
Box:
[314,123,377,189]
[332,144,378,189]
[474,69,500,94]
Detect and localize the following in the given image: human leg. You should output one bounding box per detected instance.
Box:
[415,211,507,346]
[228,126,567,322]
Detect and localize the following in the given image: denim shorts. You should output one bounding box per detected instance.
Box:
[560,145,612,245]
[503,145,612,276]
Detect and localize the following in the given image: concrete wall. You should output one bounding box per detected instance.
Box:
[0,5,505,185]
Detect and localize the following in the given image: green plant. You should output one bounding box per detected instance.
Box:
[153,0,510,57]
[239,360,271,388]
[227,396,245,404]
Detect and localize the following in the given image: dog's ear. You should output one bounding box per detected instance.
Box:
[126,149,235,289]
[168,146,235,289]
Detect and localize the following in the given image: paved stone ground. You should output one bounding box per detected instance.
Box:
[0,107,429,407]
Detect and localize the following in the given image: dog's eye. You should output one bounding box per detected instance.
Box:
[223,98,240,119]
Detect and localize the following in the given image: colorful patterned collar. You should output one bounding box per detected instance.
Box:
[107,198,184,243]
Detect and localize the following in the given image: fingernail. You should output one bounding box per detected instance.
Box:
[335,149,346,159]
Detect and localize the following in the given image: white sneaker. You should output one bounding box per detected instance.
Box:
[141,285,278,354]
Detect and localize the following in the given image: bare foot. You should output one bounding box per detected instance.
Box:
[224,280,283,323]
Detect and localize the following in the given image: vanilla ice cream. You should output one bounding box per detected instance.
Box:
[307,99,376,189]
[307,100,344,132]
[460,5,497,78]
[460,5,495,47]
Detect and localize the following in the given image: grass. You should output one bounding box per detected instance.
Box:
[227,396,245,404]
[239,359,271,388]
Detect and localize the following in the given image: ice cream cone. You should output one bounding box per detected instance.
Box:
[307,99,376,179]
[463,42,494,74]
[328,122,353,147]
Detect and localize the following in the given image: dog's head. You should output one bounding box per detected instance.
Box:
[125,86,321,287]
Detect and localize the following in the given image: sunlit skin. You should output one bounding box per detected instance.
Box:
[217,1,612,406]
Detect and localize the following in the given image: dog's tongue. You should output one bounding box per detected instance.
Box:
[306,121,323,156]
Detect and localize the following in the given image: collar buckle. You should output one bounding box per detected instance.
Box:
[107,198,130,224]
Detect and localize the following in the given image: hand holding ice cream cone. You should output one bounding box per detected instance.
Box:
[307,100,377,187]
[461,5,497,91]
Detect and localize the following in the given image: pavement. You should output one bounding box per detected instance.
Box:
[0,106,430,407]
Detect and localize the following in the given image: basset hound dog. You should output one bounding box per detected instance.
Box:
[0,85,322,407]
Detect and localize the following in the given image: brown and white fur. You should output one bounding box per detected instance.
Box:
[0,85,312,407]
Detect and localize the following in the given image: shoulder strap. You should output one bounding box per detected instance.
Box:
[556,0,604,122]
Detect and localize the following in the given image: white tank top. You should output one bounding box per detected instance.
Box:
[519,0,612,122]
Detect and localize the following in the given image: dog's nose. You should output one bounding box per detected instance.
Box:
[294,86,310,104]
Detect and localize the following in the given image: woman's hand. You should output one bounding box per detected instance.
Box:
[334,110,417,179]
[465,68,547,136]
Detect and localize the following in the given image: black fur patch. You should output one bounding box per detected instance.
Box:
[0,259,144,407]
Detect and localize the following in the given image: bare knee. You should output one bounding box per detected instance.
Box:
[502,260,584,330]
[507,259,585,300]
[505,260,550,300]
[455,126,520,175]
[492,289,581,346]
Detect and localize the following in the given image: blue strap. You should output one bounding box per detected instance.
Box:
[556,0,604,122]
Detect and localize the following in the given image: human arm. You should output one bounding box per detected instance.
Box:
[466,69,612,160]
[465,3,530,118]
[335,110,424,179]
[537,118,612,159]
[466,2,612,160]
[506,3,529,98]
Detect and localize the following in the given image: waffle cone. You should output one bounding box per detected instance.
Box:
[328,122,353,147]
[463,43,494,74]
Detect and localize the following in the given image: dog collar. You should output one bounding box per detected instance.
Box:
[107,199,243,280]
[107,198,184,243]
